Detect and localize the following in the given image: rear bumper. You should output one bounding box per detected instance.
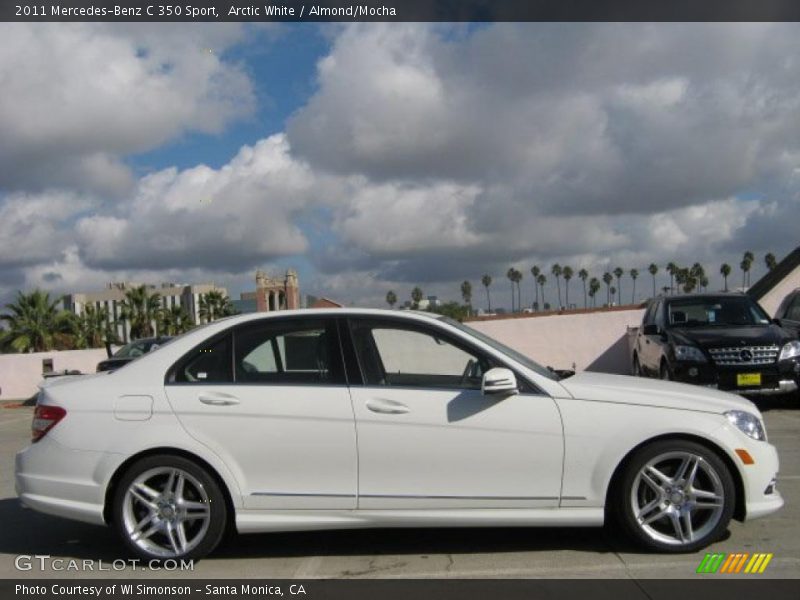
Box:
[15,437,122,526]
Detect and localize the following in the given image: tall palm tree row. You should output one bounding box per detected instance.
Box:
[578,268,589,309]
[530,266,540,310]
[197,290,236,324]
[411,287,424,310]
[551,264,563,308]
[460,281,473,315]
[385,290,397,309]
[720,263,732,291]
[629,269,638,304]
[562,266,574,308]
[648,263,658,298]
[613,267,624,304]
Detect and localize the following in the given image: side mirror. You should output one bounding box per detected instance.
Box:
[642,324,659,335]
[482,367,518,396]
[771,318,782,327]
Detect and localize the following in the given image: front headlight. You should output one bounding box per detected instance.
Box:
[674,345,707,362]
[778,340,800,361]
[725,410,766,441]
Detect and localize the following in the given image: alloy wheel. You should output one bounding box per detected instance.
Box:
[629,451,725,547]
[122,466,211,558]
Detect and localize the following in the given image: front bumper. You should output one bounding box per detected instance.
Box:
[736,437,784,521]
[671,360,800,397]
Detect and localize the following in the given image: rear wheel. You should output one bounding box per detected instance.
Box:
[112,455,227,561]
[632,355,642,377]
[660,360,672,381]
[613,440,735,552]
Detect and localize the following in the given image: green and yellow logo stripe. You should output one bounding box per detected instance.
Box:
[696,552,773,574]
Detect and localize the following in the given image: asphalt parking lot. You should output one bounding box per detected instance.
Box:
[1,399,798,580]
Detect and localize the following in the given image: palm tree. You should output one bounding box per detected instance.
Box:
[589,277,601,308]
[699,275,709,292]
[1,290,73,352]
[530,266,541,310]
[765,253,777,271]
[578,268,589,308]
[612,267,624,304]
[630,269,639,304]
[743,251,755,286]
[648,263,658,298]
[666,262,678,293]
[740,258,751,289]
[119,285,161,339]
[385,290,397,309]
[460,281,473,315]
[562,266,574,308]
[198,290,235,324]
[481,275,492,311]
[79,304,112,349]
[551,264,563,308]
[537,274,547,310]
[159,305,193,336]
[602,272,613,306]
[506,268,516,312]
[513,269,523,313]
[411,286,424,310]
[720,263,731,291]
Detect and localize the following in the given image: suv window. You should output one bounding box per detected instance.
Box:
[785,293,800,322]
[350,320,492,390]
[234,319,345,385]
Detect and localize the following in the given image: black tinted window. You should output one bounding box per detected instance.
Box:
[785,294,800,322]
[234,320,344,385]
[175,334,232,383]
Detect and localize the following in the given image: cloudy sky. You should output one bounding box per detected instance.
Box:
[1,22,799,310]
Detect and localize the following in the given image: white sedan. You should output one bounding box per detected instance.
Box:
[16,309,783,560]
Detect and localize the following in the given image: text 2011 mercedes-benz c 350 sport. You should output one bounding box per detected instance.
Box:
[16,309,783,560]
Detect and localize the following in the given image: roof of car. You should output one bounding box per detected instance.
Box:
[210,308,446,325]
[653,292,748,302]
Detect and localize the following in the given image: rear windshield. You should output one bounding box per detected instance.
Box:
[665,297,770,328]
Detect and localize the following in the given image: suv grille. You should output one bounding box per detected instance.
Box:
[708,345,779,366]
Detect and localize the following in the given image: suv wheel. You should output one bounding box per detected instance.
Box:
[632,355,642,377]
[613,440,735,552]
[660,361,672,381]
[112,455,227,560]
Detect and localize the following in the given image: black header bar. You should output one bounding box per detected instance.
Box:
[3,1,800,23]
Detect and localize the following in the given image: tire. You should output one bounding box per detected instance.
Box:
[611,439,735,553]
[632,355,642,377]
[112,454,227,561]
[659,360,672,381]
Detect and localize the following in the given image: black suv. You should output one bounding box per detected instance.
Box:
[632,293,800,396]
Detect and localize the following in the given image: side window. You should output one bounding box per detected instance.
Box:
[174,334,232,383]
[786,294,800,322]
[642,302,655,326]
[234,320,345,384]
[350,320,492,390]
[653,300,665,330]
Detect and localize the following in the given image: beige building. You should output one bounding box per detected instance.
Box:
[63,281,228,342]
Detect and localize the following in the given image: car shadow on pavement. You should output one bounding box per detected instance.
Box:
[0,496,650,562]
[752,392,800,412]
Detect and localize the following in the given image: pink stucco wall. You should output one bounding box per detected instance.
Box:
[0,349,110,400]
[469,308,645,373]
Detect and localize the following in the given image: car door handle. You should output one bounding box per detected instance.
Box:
[366,398,409,414]
[199,393,240,406]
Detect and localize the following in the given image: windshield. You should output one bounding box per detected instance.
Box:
[439,316,559,380]
[114,340,152,358]
[665,297,771,328]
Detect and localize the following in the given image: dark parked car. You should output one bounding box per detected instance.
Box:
[632,293,800,396]
[96,336,173,373]
[774,288,800,339]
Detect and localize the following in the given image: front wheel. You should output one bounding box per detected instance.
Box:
[112,455,227,561]
[612,440,735,552]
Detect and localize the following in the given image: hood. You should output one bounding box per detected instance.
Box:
[558,371,756,414]
[669,324,791,348]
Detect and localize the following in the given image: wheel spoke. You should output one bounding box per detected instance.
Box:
[636,497,663,522]
[669,511,689,542]
[131,518,160,542]
[645,465,671,486]
[693,488,723,508]
[165,469,176,495]
[165,522,180,555]
[685,457,701,487]
[130,487,158,510]
[681,511,694,542]
[176,521,189,553]
[641,506,670,526]
[174,472,185,501]
[134,482,160,500]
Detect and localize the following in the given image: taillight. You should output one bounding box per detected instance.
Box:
[32,405,66,442]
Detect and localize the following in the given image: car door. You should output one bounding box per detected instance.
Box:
[164,318,357,510]
[346,317,563,510]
